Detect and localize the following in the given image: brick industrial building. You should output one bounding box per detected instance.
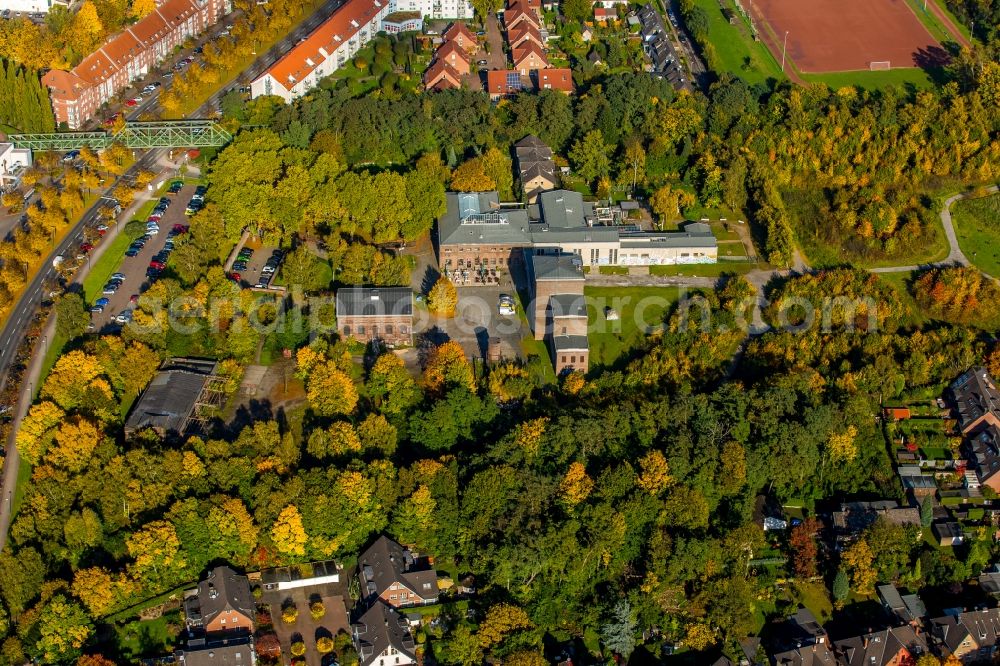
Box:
[42,0,231,128]
[335,286,414,347]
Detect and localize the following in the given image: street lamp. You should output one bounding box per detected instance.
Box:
[781,30,789,72]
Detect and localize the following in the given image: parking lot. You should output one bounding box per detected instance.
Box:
[88,182,199,330]
[418,282,527,360]
[229,240,283,290]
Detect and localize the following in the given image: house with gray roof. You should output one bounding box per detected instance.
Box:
[768,606,835,665]
[353,602,417,666]
[833,626,928,666]
[930,608,1000,663]
[952,367,1000,435]
[876,584,926,627]
[123,358,219,437]
[184,566,255,636]
[437,191,533,280]
[515,135,558,202]
[175,635,256,666]
[358,535,438,608]
[336,287,414,347]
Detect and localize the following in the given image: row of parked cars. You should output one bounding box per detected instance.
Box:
[230,247,284,289]
[185,185,207,216]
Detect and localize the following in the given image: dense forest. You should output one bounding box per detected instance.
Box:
[220,62,1000,267]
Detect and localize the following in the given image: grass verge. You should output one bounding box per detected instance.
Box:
[585,285,680,369]
[690,0,784,85]
[801,68,935,90]
[649,262,755,277]
[952,192,1000,277]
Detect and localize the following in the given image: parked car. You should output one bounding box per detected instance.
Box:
[63,150,80,162]
[498,294,516,315]
[111,272,126,281]
[95,297,110,307]
[80,242,94,252]
[167,181,183,194]
[115,310,133,324]
[125,247,140,257]
[126,97,142,106]
[90,304,105,313]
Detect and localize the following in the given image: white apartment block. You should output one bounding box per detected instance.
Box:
[390,0,471,20]
[0,143,32,191]
[250,0,389,103]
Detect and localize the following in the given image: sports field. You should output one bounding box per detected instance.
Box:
[748,0,942,73]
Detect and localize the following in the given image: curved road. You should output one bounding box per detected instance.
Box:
[0,0,352,553]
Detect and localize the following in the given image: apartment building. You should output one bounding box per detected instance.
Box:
[250,0,390,103]
[0,143,32,191]
[390,0,471,20]
[42,0,230,128]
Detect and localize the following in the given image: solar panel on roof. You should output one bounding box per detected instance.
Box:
[507,71,522,90]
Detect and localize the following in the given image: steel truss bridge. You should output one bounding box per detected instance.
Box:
[9,120,232,151]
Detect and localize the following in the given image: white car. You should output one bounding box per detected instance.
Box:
[498,294,516,316]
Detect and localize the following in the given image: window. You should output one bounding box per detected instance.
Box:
[401,592,408,598]
[561,326,567,334]
[400,325,409,334]
[390,594,398,600]
[385,325,393,334]
[561,356,567,363]
[359,325,366,334]
[570,356,576,363]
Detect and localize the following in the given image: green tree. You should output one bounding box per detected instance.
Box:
[36,595,93,664]
[562,0,592,23]
[833,568,850,603]
[569,130,611,186]
[281,246,330,293]
[55,292,90,342]
[601,599,636,657]
[921,496,933,528]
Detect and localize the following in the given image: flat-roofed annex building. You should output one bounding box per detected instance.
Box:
[123,357,220,437]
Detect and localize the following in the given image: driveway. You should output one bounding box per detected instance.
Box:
[463,12,507,89]
[263,583,351,666]
[416,281,527,361]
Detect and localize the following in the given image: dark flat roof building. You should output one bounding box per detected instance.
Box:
[124,358,218,437]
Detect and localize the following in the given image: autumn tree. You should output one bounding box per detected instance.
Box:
[307,360,358,416]
[127,521,184,580]
[487,363,533,403]
[427,275,458,317]
[841,540,877,593]
[477,603,533,648]
[423,341,474,393]
[272,505,308,556]
[636,450,672,496]
[367,353,420,414]
[48,417,102,472]
[650,184,696,227]
[36,595,93,664]
[560,462,593,508]
[788,518,820,579]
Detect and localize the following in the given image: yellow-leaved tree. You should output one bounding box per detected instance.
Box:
[427,276,458,317]
[16,401,65,465]
[841,539,877,593]
[423,341,474,393]
[477,603,533,648]
[636,450,673,496]
[559,462,593,508]
[827,425,860,462]
[47,417,102,472]
[306,360,358,416]
[127,521,184,580]
[272,505,308,556]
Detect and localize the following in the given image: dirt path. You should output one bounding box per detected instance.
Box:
[925,0,971,48]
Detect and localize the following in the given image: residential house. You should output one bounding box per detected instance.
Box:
[0,143,31,191]
[830,501,920,545]
[251,0,389,103]
[485,69,525,100]
[527,252,588,374]
[423,59,464,90]
[534,67,573,93]
[335,287,414,347]
[883,407,912,421]
[897,465,937,501]
[636,2,690,90]
[593,5,613,23]
[512,42,548,74]
[876,584,926,627]
[514,134,557,202]
[123,358,219,437]
[979,564,1000,598]
[833,626,928,665]
[175,635,256,666]
[358,535,438,608]
[587,49,604,67]
[442,21,478,52]
[930,608,1000,664]
[580,24,594,41]
[183,566,255,636]
[353,602,417,666]
[435,39,472,74]
[508,22,543,50]
[43,0,231,128]
[768,606,836,665]
[503,1,539,30]
[964,424,1000,493]
[933,521,964,547]
[951,367,1000,435]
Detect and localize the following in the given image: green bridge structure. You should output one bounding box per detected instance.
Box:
[9,120,232,151]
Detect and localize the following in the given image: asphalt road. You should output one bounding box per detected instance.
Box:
[0,0,350,552]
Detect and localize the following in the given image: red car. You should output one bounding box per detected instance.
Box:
[103,113,120,126]
[228,272,241,282]
[125,99,138,107]
[80,242,94,252]
[130,294,139,304]
[149,260,165,270]
[172,224,189,233]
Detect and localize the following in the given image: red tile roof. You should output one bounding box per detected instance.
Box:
[504,3,538,29]
[535,67,572,92]
[267,0,386,88]
[486,69,522,96]
[507,23,542,49]
[424,59,463,90]
[512,41,548,68]
[442,21,477,52]
[436,39,471,73]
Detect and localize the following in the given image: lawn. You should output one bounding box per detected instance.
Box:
[690,0,785,85]
[112,613,179,661]
[952,193,1000,277]
[82,230,135,303]
[585,285,681,369]
[801,68,935,90]
[649,262,755,277]
[717,241,747,258]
